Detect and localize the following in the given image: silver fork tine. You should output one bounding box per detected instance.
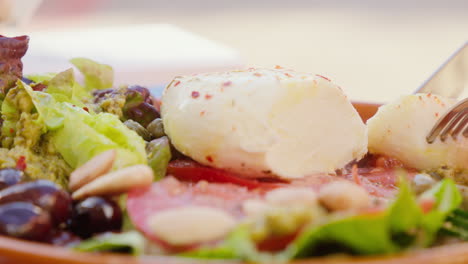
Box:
[451,114,468,140]
[426,98,468,143]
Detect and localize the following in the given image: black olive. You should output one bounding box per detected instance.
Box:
[69,197,122,238]
[0,180,72,225]
[0,202,52,241]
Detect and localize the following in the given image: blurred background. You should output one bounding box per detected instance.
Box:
[1,0,467,102]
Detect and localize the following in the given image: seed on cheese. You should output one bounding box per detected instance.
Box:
[161,68,368,180]
[265,187,317,207]
[367,94,467,173]
[147,206,236,246]
[318,181,370,211]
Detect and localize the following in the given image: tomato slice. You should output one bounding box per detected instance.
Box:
[167,159,284,190]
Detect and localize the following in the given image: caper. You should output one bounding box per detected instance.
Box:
[124,119,151,141]
[146,118,165,139]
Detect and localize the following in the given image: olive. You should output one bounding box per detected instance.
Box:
[0,180,72,225]
[0,202,52,241]
[123,101,160,128]
[126,85,152,104]
[45,230,81,246]
[146,118,165,139]
[69,197,122,238]
[92,88,116,102]
[0,168,24,191]
[124,119,151,141]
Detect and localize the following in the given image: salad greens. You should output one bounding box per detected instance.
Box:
[69,57,114,90]
[0,58,149,185]
[440,209,468,240]
[21,63,148,170]
[74,231,145,255]
[182,178,462,262]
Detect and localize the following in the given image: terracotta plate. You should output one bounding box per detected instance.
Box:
[1,102,467,264]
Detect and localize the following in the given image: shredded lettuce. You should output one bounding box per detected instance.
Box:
[74,231,145,255]
[182,177,462,262]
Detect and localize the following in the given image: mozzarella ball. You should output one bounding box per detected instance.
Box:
[367,94,467,172]
[161,68,367,179]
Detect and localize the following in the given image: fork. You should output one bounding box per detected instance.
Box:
[426,97,468,143]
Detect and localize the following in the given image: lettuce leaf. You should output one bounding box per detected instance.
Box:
[8,81,147,170]
[182,178,461,262]
[46,68,91,106]
[70,58,113,90]
[74,231,145,255]
[46,103,147,169]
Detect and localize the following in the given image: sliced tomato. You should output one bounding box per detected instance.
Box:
[167,159,284,190]
[127,176,262,251]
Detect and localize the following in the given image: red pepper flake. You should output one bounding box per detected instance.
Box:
[206,155,214,163]
[284,72,292,77]
[275,65,283,69]
[205,94,213,100]
[9,128,14,134]
[191,91,200,98]
[223,81,232,86]
[200,111,206,116]
[316,74,331,81]
[426,93,432,98]
[83,107,89,112]
[16,156,27,171]
[351,164,362,185]
[254,73,262,77]
[435,112,439,117]
[174,80,181,87]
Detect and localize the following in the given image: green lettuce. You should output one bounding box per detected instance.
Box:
[46,68,91,106]
[7,80,147,170]
[70,57,113,90]
[182,178,462,262]
[49,104,147,169]
[74,231,145,255]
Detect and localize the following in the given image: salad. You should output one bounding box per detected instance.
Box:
[0,34,467,262]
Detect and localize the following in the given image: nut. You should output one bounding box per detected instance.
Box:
[148,205,236,246]
[69,149,116,192]
[72,164,153,200]
[265,187,317,207]
[318,181,370,212]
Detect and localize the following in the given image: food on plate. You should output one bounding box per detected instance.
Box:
[162,69,367,179]
[0,34,467,262]
[368,94,467,178]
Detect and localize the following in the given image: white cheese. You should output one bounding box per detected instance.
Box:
[147,206,236,246]
[161,68,368,179]
[367,94,467,172]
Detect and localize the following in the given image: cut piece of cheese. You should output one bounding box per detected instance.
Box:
[367,93,467,172]
[161,68,368,179]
